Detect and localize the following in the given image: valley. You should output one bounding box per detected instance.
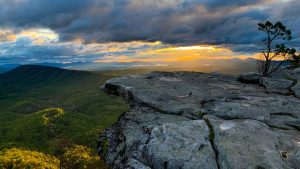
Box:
[0,65,129,168]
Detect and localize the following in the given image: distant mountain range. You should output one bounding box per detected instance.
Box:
[0,65,97,89]
[0,64,22,73]
[3,57,290,75]
[0,58,260,74]
[0,61,161,74]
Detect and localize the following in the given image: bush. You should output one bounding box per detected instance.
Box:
[61,145,108,169]
[0,148,59,169]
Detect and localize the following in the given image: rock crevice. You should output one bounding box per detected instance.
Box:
[204,117,220,169]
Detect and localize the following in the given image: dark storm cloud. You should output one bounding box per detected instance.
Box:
[266,0,300,51]
[217,0,262,7]
[0,0,299,53]
[0,0,95,27]
[276,0,300,19]
[0,37,77,64]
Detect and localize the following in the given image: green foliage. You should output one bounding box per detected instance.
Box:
[61,145,108,169]
[101,139,109,159]
[0,65,93,89]
[0,65,129,167]
[258,21,292,40]
[0,148,60,169]
[0,146,108,169]
[41,108,65,125]
[11,99,42,114]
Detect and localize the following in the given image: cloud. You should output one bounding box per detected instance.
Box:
[0,0,274,45]
[0,30,169,65]
[0,0,299,65]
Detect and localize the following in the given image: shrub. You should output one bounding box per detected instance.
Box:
[0,148,59,169]
[61,145,108,169]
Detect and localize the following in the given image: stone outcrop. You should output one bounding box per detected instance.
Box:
[98,70,300,169]
[259,77,294,95]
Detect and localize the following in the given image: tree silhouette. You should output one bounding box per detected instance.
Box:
[257,21,297,76]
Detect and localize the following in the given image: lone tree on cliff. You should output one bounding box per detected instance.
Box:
[257,21,298,76]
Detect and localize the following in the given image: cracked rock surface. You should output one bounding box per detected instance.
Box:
[98,71,300,169]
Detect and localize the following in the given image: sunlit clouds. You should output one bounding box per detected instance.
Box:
[0,0,299,66]
[18,29,59,45]
[0,27,261,65]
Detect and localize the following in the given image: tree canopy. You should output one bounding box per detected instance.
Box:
[257,21,298,76]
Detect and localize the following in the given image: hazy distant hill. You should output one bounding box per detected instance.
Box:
[0,64,21,74]
[0,58,259,75]
[0,65,98,89]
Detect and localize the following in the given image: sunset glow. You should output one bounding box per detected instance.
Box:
[0,1,300,168]
[0,0,298,70]
[0,27,274,67]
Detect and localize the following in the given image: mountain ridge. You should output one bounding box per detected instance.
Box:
[0,65,98,88]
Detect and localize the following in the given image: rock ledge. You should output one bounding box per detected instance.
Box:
[99,71,300,169]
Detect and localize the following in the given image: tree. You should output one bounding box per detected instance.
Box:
[257,21,296,76]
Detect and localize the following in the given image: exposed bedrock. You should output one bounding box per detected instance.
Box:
[99,71,300,169]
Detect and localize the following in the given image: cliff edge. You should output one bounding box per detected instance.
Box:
[98,69,300,169]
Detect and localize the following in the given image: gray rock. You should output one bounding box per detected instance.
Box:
[292,82,300,98]
[104,72,251,118]
[238,72,262,84]
[293,67,300,73]
[144,120,218,169]
[201,86,300,130]
[259,77,294,95]
[98,107,192,168]
[99,71,300,169]
[126,158,151,169]
[269,68,300,82]
[204,115,299,169]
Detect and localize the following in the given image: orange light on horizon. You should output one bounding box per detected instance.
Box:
[93,44,260,63]
[0,27,260,64]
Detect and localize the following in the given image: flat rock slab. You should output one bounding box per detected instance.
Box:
[99,71,300,169]
[292,83,300,98]
[104,72,264,117]
[205,115,300,169]
[259,77,294,95]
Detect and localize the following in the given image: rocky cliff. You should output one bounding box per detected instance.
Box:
[98,69,300,169]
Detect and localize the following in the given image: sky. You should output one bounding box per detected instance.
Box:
[0,0,299,68]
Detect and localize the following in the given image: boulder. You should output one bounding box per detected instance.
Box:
[238,72,262,84]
